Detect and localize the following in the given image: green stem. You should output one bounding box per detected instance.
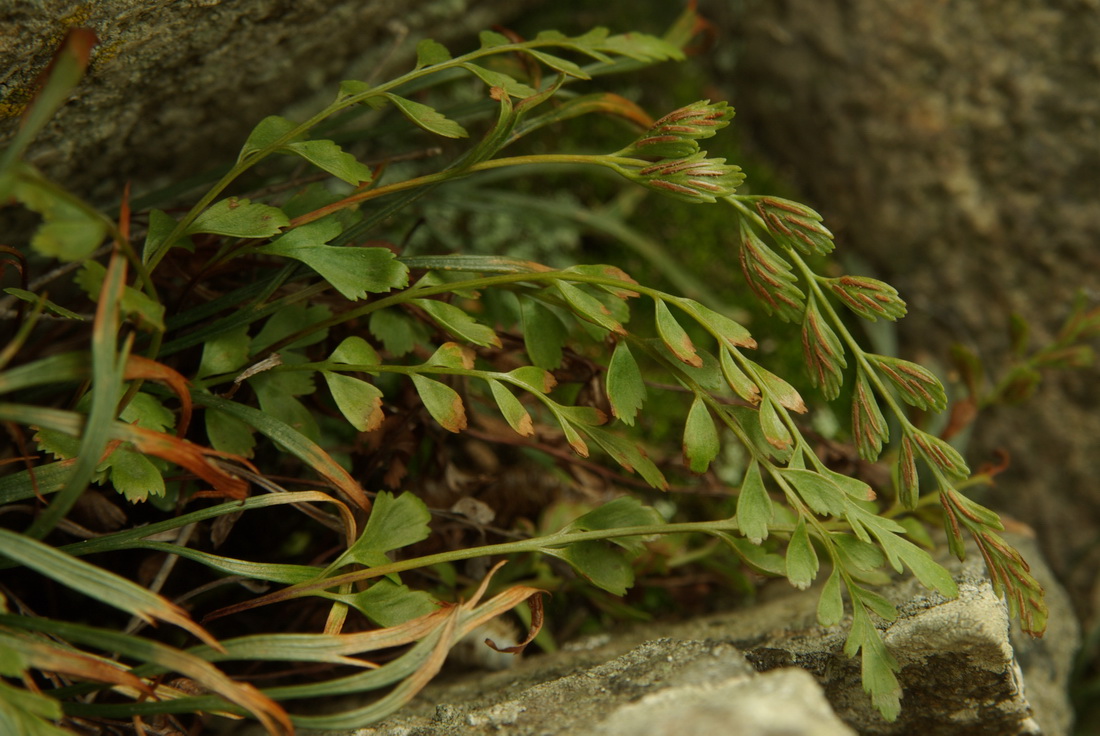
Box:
[725,196,944,529]
[256,267,661,359]
[141,32,645,274]
[735,197,973,517]
[287,154,640,228]
[216,518,762,616]
[627,335,822,543]
[766,222,912,431]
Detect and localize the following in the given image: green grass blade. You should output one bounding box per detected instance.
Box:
[0,529,217,649]
[0,30,96,178]
[134,542,321,585]
[25,250,128,539]
[0,461,73,504]
[56,490,348,559]
[0,352,89,395]
[0,615,291,734]
[193,392,371,511]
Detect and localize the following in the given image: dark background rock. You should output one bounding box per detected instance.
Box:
[713,1,1100,639]
[0,0,543,205]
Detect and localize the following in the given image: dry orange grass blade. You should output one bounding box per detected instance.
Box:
[286,565,545,730]
[0,634,154,697]
[123,355,193,437]
[119,424,249,501]
[193,393,372,512]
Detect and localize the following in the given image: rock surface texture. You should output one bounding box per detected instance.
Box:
[0,0,541,203]
[717,0,1100,630]
[350,640,857,736]
[311,535,1075,736]
[595,665,857,736]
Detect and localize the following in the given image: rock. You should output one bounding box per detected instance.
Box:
[1004,535,1080,736]
[739,543,1047,735]
[682,533,1075,735]
[715,0,1100,632]
[596,666,857,736]
[1,0,543,203]
[290,534,1075,736]
[353,639,853,736]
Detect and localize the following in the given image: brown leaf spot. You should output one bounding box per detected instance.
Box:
[445,395,468,433]
[673,334,703,368]
[516,412,534,437]
[363,397,385,433]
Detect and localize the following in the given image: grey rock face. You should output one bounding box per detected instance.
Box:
[739,547,1045,735]
[354,639,853,736]
[596,666,857,736]
[1,0,542,203]
[718,0,1100,630]
[312,534,1075,736]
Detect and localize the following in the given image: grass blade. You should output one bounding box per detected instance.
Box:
[25,249,128,539]
[2,616,290,735]
[0,529,220,650]
[195,392,371,511]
